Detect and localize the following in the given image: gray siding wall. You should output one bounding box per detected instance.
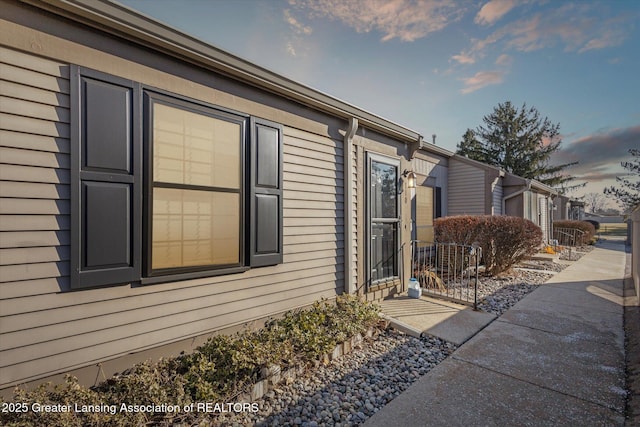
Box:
[538,194,549,242]
[412,156,448,217]
[0,45,344,389]
[492,178,503,215]
[448,158,485,216]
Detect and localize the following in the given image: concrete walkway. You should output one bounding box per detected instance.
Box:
[365,238,629,426]
[380,296,496,346]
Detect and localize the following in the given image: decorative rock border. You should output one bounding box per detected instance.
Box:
[240,325,384,403]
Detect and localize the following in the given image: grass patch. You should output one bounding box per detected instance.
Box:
[598,223,628,236]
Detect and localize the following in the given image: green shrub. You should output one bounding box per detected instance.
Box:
[1,376,108,427]
[553,220,596,245]
[1,295,380,426]
[435,215,543,275]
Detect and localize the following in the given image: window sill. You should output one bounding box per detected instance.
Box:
[140,266,250,285]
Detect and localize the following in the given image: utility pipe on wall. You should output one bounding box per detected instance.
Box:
[344,117,358,294]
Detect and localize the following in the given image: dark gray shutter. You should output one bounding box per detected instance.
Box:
[70,66,141,289]
[435,187,442,218]
[249,118,283,266]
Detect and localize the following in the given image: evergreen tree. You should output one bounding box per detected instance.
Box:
[456,101,579,190]
[604,149,640,211]
[456,129,489,163]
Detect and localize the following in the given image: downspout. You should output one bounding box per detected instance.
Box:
[488,170,504,214]
[344,117,358,294]
[502,179,531,215]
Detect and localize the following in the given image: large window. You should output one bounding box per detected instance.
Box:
[70,67,282,289]
[367,154,400,284]
[147,95,244,273]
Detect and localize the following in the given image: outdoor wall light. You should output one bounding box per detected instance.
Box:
[402,169,417,189]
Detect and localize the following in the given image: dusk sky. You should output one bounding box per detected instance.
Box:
[118,0,639,209]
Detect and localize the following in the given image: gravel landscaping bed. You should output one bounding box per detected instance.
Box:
[215,330,455,426]
[211,253,585,425]
[476,268,555,316]
[515,260,566,272]
[559,245,595,261]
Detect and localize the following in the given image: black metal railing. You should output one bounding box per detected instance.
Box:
[552,227,585,247]
[411,241,481,309]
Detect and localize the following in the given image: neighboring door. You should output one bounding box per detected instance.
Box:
[367,153,400,285]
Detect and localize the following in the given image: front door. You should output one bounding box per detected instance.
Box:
[367,153,400,285]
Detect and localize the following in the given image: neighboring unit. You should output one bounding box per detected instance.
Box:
[448,154,557,242]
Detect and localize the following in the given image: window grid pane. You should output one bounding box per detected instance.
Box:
[370,160,397,219]
[153,103,240,189]
[369,157,399,283]
[152,188,239,269]
[371,222,398,282]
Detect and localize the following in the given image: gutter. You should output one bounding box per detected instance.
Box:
[344,118,358,294]
[24,0,424,144]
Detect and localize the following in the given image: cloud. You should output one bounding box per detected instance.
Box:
[289,0,464,42]
[553,125,640,183]
[286,42,297,56]
[578,25,629,53]
[495,53,511,66]
[457,4,635,64]
[475,0,516,26]
[459,70,504,94]
[283,9,313,57]
[451,52,475,64]
[284,9,313,35]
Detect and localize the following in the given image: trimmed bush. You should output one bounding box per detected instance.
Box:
[554,220,596,245]
[585,219,600,231]
[434,215,543,276]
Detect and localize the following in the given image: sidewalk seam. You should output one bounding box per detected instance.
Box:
[494,317,623,347]
[450,357,625,415]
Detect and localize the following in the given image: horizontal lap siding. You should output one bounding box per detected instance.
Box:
[282,128,345,299]
[412,156,448,217]
[0,47,74,387]
[448,159,485,216]
[492,179,503,215]
[0,47,344,387]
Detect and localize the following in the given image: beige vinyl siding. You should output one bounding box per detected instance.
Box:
[412,156,448,217]
[0,47,71,274]
[492,178,503,215]
[538,194,549,242]
[0,46,344,388]
[448,158,485,215]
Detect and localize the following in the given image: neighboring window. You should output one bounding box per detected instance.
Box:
[415,185,434,243]
[367,154,400,284]
[146,94,245,274]
[70,66,283,289]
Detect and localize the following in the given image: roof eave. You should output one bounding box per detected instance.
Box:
[24,0,425,144]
